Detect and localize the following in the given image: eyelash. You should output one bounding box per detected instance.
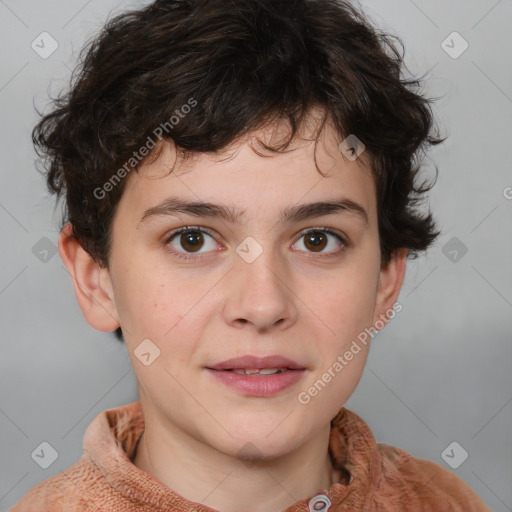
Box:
[164,226,348,261]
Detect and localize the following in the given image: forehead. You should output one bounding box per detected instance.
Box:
[115,119,377,229]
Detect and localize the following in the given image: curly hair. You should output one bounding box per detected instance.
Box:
[33,0,445,342]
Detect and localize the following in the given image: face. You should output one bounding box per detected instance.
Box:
[74,117,405,461]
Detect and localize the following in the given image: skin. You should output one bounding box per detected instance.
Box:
[59,114,407,512]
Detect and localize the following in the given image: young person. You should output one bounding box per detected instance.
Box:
[11,0,491,510]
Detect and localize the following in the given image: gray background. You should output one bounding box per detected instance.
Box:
[1,0,511,510]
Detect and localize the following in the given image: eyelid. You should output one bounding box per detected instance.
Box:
[164,226,221,261]
[164,225,217,245]
[164,225,348,260]
[295,226,348,246]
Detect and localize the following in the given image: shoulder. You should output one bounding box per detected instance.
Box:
[9,458,98,512]
[375,443,492,512]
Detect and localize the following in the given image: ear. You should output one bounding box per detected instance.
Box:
[372,248,408,327]
[58,222,120,332]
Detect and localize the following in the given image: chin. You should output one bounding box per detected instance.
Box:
[220,436,300,465]
[211,418,310,460]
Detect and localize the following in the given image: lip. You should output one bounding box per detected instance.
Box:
[206,355,306,371]
[205,368,306,396]
[205,355,307,397]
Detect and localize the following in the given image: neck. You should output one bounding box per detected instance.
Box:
[132,408,339,512]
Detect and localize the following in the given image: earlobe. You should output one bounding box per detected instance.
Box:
[58,222,120,332]
[373,248,408,328]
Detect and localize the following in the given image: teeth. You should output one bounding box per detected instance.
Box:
[232,368,286,376]
[259,368,282,375]
[244,368,263,375]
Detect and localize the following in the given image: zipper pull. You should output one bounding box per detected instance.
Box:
[307,493,332,512]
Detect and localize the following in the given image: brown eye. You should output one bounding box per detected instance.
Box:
[166,227,218,258]
[179,230,204,253]
[303,231,328,252]
[293,228,346,255]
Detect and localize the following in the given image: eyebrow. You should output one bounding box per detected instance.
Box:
[138,196,369,227]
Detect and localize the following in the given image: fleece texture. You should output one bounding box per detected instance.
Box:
[10,401,491,511]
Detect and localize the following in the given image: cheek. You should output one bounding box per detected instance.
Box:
[300,267,376,400]
[111,257,180,339]
[312,272,378,340]
[116,267,211,367]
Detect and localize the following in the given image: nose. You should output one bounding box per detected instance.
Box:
[222,242,298,332]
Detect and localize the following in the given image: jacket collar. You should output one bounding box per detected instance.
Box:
[83,401,382,511]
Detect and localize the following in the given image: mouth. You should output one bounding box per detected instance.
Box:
[207,368,295,377]
[205,356,306,396]
[206,355,306,372]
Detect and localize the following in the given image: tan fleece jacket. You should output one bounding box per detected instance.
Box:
[10,401,491,511]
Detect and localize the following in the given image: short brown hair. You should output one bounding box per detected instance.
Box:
[33,0,445,340]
